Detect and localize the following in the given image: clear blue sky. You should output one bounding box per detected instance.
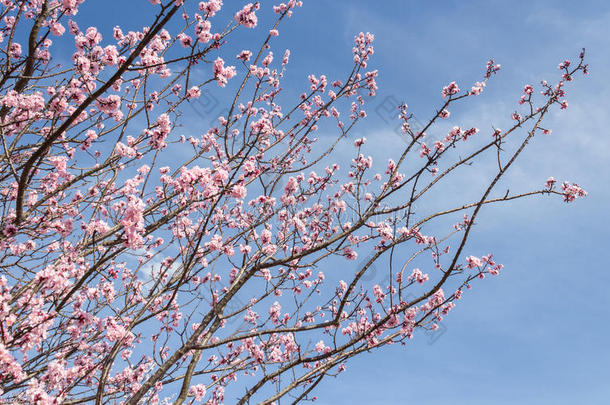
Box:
[78,1,610,403]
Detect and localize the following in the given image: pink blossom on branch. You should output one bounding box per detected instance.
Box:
[213,57,236,87]
[442,81,460,98]
[235,3,259,28]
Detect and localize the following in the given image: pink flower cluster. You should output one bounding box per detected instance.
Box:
[561,181,587,202]
[442,81,460,98]
[195,20,212,43]
[235,3,259,28]
[147,113,172,150]
[213,57,237,87]
[200,0,222,16]
[408,268,429,284]
[188,384,207,401]
[120,196,145,249]
[96,94,121,114]
[353,31,375,68]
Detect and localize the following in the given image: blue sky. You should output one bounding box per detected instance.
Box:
[77,1,609,403]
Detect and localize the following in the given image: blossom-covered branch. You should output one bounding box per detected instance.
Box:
[0,1,588,404]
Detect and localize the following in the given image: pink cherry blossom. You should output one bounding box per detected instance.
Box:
[188,384,207,401]
[50,22,66,36]
[213,57,236,87]
[235,3,259,28]
[187,86,201,99]
[442,81,460,98]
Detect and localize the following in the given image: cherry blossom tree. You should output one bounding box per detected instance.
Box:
[0,0,588,404]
